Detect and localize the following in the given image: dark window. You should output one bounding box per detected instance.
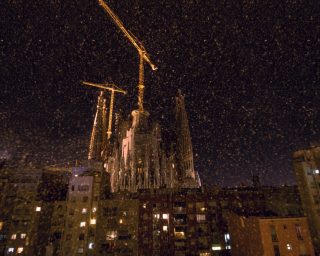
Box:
[295,224,303,240]
[83,196,89,202]
[79,233,85,240]
[273,245,280,256]
[174,202,186,208]
[270,225,278,242]
[53,231,62,240]
[78,185,89,192]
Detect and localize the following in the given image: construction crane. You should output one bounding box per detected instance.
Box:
[82,81,127,141]
[98,0,157,112]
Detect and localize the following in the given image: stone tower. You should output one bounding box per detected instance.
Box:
[175,90,201,188]
[88,91,107,161]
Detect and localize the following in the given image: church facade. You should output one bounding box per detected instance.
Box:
[88,90,201,192]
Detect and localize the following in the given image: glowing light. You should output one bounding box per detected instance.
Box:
[224,233,230,242]
[106,231,117,240]
[162,213,169,219]
[212,245,222,251]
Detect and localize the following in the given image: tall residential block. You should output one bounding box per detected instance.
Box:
[293,145,320,252]
[227,213,315,256]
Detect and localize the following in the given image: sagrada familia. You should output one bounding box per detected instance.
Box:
[87,90,201,193]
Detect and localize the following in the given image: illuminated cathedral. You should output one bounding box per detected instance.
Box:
[88,90,201,192]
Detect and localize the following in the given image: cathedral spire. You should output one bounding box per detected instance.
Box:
[175,90,201,187]
[88,91,107,160]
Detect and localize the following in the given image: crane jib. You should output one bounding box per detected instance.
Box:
[98,0,157,71]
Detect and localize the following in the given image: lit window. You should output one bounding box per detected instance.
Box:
[88,242,94,249]
[224,233,231,243]
[314,169,319,174]
[212,245,222,251]
[0,221,3,230]
[196,214,206,222]
[11,234,16,240]
[287,244,292,250]
[200,207,207,212]
[199,253,211,256]
[80,222,86,227]
[21,233,26,239]
[106,231,117,240]
[162,213,169,219]
[90,219,96,225]
[92,207,97,213]
[17,247,23,254]
[163,225,168,231]
[82,208,87,214]
[174,227,185,238]
[7,247,14,253]
[36,207,41,212]
[226,245,231,250]
[143,203,147,209]
[78,247,84,253]
[119,219,123,224]
[154,214,160,219]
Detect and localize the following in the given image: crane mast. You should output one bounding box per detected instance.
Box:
[98,0,157,112]
[83,81,126,142]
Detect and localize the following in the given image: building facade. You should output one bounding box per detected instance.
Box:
[293,145,320,252]
[0,161,310,255]
[227,213,315,256]
[61,162,104,256]
[0,166,69,256]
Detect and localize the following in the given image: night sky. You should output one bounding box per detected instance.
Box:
[1,0,319,186]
